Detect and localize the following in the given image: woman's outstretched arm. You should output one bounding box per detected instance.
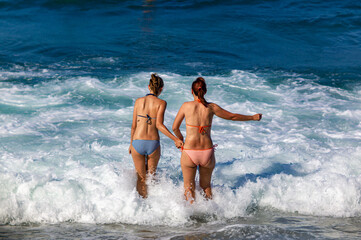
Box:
[210,103,262,121]
[156,101,183,148]
[172,104,185,142]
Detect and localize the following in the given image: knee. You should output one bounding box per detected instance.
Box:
[200,182,211,191]
[200,184,212,200]
[184,186,195,203]
[184,183,196,196]
[147,167,157,175]
[137,173,146,182]
[184,189,194,198]
[184,182,194,190]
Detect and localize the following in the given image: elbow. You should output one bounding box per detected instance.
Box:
[230,114,237,121]
[156,123,165,131]
[172,123,180,133]
[172,123,178,132]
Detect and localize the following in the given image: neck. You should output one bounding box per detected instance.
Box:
[147,93,157,97]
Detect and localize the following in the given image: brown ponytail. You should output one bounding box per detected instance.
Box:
[149,73,164,96]
[192,77,208,107]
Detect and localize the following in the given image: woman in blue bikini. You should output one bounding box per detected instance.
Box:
[129,73,183,198]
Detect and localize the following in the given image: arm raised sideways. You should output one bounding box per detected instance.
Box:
[209,103,262,121]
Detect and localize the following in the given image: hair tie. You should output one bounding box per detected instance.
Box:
[198,87,202,91]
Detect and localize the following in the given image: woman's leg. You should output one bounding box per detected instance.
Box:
[181,152,197,203]
[147,145,161,175]
[199,153,215,199]
[131,146,147,198]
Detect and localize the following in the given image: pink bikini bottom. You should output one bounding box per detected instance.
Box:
[182,145,216,166]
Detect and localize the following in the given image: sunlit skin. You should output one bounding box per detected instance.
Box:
[129,85,183,198]
[172,82,262,203]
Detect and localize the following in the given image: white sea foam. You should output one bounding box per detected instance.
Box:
[0,70,360,225]
[0,68,54,81]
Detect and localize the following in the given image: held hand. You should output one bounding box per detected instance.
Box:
[253,113,262,121]
[174,139,184,149]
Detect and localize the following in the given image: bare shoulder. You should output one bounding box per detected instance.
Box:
[135,96,145,103]
[134,97,141,106]
[183,101,195,106]
[157,98,167,106]
[208,102,219,112]
[181,101,194,109]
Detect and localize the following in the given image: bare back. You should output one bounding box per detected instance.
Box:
[182,101,215,149]
[132,95,165,140]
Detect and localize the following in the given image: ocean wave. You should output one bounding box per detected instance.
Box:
[0,70,360,225]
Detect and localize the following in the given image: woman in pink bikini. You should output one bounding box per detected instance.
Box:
[172,77,262,203]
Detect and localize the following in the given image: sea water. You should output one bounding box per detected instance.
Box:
[0,0,361,239]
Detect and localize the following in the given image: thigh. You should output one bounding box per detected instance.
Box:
[199,152,215,186]
[131,145,146,178]
[181,151,197,185]
[147,145,161,175]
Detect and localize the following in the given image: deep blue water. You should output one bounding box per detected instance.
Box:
[1,0,361,78]
[0,1,361,239]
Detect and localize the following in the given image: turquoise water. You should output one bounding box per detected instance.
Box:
[0,0,361,239]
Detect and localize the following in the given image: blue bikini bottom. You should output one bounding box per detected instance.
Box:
[132,140,160,156]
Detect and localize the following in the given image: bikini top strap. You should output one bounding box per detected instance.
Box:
[137,114,156,119]
[198,126,206,134]
[186,124,211,134]
[138,114,156,124]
